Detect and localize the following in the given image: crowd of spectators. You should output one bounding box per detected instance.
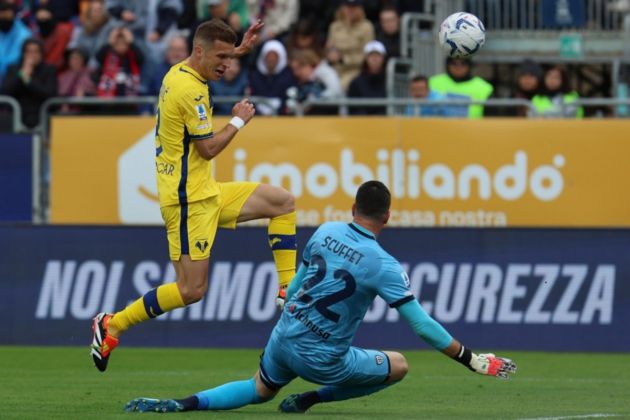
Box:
[0,0,592,129]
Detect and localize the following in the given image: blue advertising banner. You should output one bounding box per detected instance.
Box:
[0,134,32,221]
[0,225,627,351]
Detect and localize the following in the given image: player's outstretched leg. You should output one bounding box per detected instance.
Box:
[91,282,185,372]
[267,204,296,284]
[124,373,277,413]
[268,208,296,307]
[237,184,296,308]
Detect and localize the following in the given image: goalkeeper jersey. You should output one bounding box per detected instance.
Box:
[271,222,414,362]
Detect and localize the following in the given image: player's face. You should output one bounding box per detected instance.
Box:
[199,40,235,81]
[223,58,240,81]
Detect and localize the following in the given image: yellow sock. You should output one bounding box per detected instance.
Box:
[108,282,184,336]
[268,211,297,288]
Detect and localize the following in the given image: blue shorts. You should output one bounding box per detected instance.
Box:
[259,338,391,390]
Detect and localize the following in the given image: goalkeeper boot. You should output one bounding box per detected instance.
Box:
[124,398,184,413]
[91,312,119,372]
[278,394,308,413]
[275,286,287,310]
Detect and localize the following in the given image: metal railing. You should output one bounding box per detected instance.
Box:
[400,13,439,76]
[294,97,538,116]
[0,95,24,133]
[38,95,281,135]
[556,97,630,117]
[465,0,627,31]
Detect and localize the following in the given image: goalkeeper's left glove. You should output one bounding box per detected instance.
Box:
[455,346,517,379]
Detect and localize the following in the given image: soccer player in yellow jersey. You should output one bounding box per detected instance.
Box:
[91,19,297,372]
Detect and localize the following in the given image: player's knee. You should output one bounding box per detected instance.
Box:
[256,386,278,402]
[277,188,295,214]
[254,372,279,401]
[386,351,409,382]
[177,281,208,304]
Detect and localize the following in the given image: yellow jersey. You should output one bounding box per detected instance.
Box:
[155,62,219,208]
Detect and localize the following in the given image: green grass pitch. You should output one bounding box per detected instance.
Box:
[1,346,629,419]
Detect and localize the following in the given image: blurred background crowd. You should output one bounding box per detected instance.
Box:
[0,0,627,129]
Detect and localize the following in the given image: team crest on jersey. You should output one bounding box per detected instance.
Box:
[195,240,209,252]
[400,271,411,288]
[195,104,208,121]
[375,355,384,365]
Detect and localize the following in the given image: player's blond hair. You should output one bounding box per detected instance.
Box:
[193,18,237,48]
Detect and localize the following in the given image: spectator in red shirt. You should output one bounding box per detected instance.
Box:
[95,26,143,98]
[34,6,74,70]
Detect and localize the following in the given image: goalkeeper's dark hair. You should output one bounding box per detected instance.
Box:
[193,18,237,47]
[355,181,391,221]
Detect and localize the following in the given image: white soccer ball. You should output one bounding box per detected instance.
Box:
[439,12,485,58]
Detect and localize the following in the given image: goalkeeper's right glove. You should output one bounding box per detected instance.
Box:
[455,345,517,379]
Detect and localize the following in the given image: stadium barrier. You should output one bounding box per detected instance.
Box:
[47,116,630,228]
[1,224,627,351]
[0,133,32,221]
[8,96,630,221]
[0,95,24,133]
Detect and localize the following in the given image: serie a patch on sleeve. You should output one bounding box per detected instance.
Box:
[195,104,208,121]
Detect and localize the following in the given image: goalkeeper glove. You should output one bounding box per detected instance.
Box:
[470,353,517,379]
[455,345,517,379]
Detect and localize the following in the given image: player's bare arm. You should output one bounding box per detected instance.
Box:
[193,99,255,160]
[397,299,517,379]
[234,20,264,57]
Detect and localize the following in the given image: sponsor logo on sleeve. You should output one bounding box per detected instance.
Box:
[196,104,208,121]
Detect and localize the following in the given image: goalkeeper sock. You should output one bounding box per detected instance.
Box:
[268,211,296,288]
[108,283,184,337]
[174,396,199,411]
[195,378,267,410]
[300,382,398,410]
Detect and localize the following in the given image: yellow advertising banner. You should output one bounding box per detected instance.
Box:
[50,116,630,227]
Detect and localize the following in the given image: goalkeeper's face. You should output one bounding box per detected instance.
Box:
[198,40,235,82]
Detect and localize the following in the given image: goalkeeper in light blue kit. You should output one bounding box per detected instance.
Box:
[125,180,517,414]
